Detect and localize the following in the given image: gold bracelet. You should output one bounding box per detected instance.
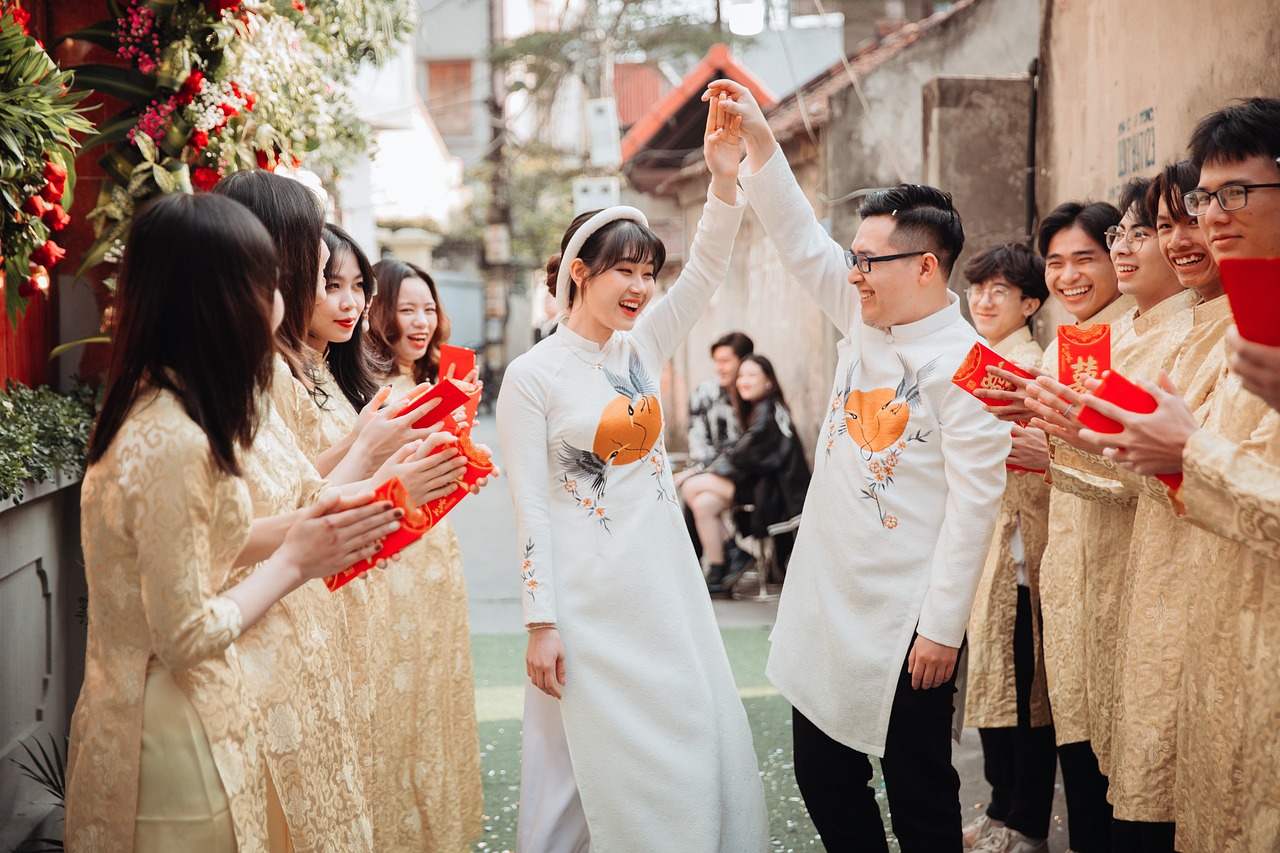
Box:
[527,623,557,632]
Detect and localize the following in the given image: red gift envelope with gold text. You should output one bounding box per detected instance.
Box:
[1077,369,1182,490]
[419,413,496,526]
[325,477,429,591]
[951,341,1036,404]
[952,342,1044,474]
[1219,257,1280,346]
[1058,324,1111,393]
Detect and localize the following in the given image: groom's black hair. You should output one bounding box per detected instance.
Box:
[858,184,965,277]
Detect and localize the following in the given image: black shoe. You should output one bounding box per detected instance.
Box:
[705,562,728,593]
[719,562,745,592]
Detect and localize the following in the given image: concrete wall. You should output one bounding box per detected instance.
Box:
[669,137,841,458]
[825,0,1041,246]
[416,0,494,166]
[1036,0,1280,207]
[923,74,1050,331]
[0,479,87,849]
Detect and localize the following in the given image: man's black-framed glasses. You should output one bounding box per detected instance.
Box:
[1183,183,1280,217]
[843,250,926,273]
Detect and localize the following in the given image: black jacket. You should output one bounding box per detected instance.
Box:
[712,398,811,538]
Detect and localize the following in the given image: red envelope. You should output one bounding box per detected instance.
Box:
[439,345,481,429]
[1058,324,1111,393]
[951,342,1036,404]
[399,377,471,431]
[952,343,1045,473]
[325,477,430,591]
[419,416,496,526]
[1219,257,1280,346]
[1077,369,1182,490]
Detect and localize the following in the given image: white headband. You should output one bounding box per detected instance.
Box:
[554,206,649,318]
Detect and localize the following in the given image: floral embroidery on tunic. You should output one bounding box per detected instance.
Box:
[860,430,931,528]
[521,539,539,600]
[823,353,939,526]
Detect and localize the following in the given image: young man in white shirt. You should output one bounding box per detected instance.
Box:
[706,80,1011,851]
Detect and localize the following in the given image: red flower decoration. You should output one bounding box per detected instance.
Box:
[217,102,239,119]
[22,194,48,216]
[191,129,209,150]
[243,91,257,110]
[19,278,37,299]
[175,69,205,106]
[41,159,68,202]
[192,167,220,192]
[207,0,239,13]
[42,203,71,231]
[291,1,306,10]
[29,239,66,268]
[255,149,275,171]
[9,6,30,34]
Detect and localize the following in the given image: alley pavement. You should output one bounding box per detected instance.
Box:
[453,414,1068,852]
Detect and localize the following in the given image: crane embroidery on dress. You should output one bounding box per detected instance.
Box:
[559,349,673,526]
[604,351,658,416]
[824,356,861,459]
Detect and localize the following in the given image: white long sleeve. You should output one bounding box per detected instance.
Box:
[495,359,560,626]
[738,146,859,334]
[635,187,746,364]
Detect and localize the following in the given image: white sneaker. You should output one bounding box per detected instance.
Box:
[962,814,1004,850]
[972,825,1049,853]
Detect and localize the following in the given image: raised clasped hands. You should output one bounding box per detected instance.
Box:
[701,79,775,171]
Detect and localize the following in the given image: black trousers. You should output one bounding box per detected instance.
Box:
[1058,739,1112,852]
[977,585,1058,838]
[1111,819,1176,852]
[683,502,703,559]
[793,642,961,852]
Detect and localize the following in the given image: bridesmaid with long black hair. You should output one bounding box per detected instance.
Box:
[212,170,465,851]
[64,192,403,851]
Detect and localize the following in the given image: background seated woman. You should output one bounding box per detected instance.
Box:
[682,354,811,592]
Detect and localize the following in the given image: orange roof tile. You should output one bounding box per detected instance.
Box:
[620,43,776,164]
[614,63,672,128]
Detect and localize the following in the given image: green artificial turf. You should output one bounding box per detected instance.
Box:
[471,629,898,852]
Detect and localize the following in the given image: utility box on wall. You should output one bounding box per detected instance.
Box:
[572,176,622,215]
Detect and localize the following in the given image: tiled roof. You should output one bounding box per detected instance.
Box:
[614,62,672,128]
[619,43,776,164]
[768,0,978,141]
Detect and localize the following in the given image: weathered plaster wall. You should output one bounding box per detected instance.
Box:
[1036,0,1280,207]
[826,0,1042,247]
